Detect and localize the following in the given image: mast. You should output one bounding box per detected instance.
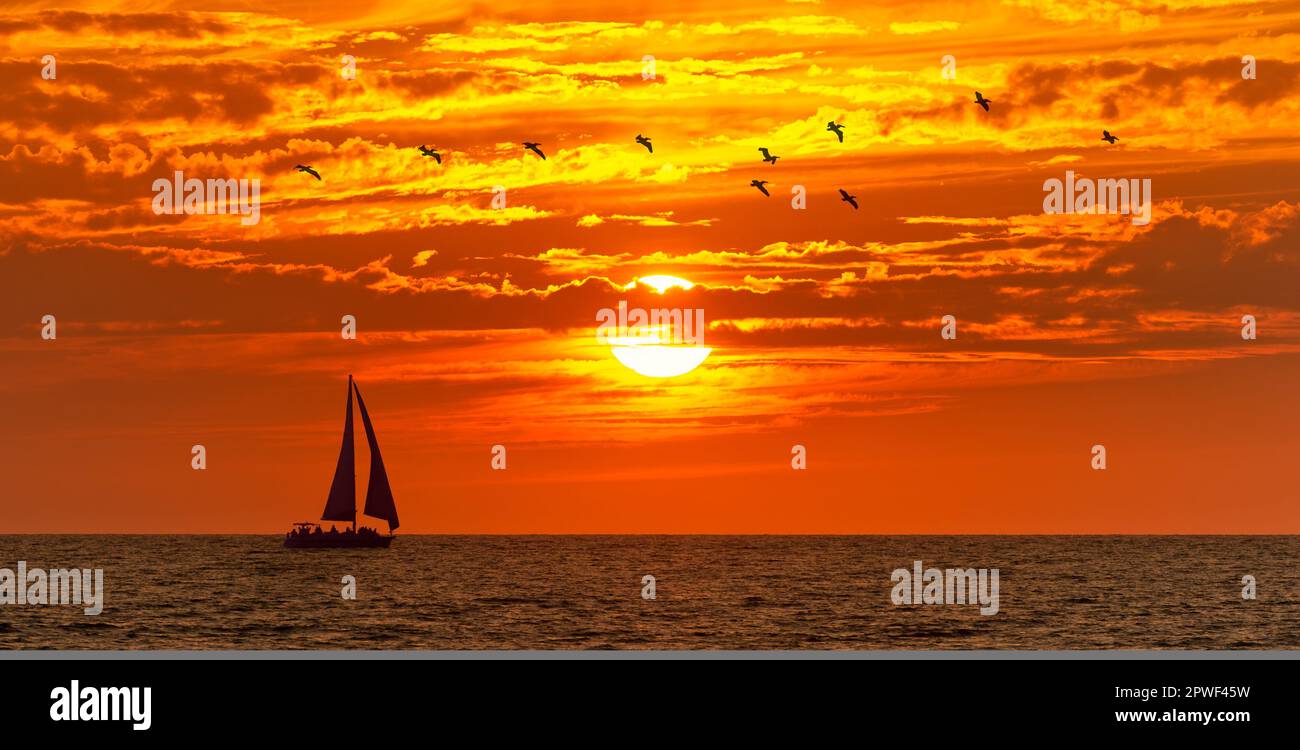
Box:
[353,380,400,533]
[320,375,357,528]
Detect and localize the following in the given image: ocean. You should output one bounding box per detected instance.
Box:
[1,535,1296,650]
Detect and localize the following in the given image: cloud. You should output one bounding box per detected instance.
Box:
[889,20,959,34]
[576,212,714,228]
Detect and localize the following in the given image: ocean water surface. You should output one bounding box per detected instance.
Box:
[0,535,1296,649]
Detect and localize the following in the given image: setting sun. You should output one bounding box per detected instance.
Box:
[628,275,696,293]
[611,342,712,378]
[605,275,712,377]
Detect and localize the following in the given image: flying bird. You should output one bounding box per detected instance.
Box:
[294,164,321,180]
[523,142,546,160]
[418,145,442,163]
[826,121,845,143]
[750,179,771,197]
[974,91,991,112]
[838,189,858,210]
[636,134,653,153]
[758,147,779,165]
[1102,130,1119,144]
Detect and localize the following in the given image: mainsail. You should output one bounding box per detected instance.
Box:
[354,381,400,531]
[320,375,357,524]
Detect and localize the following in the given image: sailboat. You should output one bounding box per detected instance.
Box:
[284,375,400,549]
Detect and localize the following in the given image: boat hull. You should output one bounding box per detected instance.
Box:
[284,534,394,549]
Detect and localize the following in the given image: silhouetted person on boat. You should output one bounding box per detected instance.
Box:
[1102,130,1118,144]
[523,142,546,160]
[295,164,321,180]
[636,134,652,153]
[759,147,779,164]
[826,121,845,142]
[751,179,771,197]
[974,92,991,112]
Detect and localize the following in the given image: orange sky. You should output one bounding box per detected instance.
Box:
[2,0,1299,533]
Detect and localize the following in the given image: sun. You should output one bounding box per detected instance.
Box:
[605,276,712,378]
[612,345,711,378]
[626,275,695,293]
